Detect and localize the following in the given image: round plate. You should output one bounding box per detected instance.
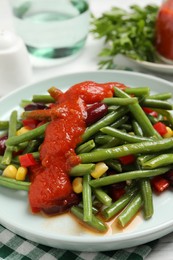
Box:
[128,57,173,74]
[1,70,173,252]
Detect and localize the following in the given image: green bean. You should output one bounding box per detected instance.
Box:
[22,140,41,154]
[118,192,143,227]
[95,134,118,145]
[102,185,138,220]
[100,126,150,143]
[89,167,171,188]
[98,137,122,149]
[139,178,153,219]
[82,174,92,222]
[0,120,22,130]
[0,176,30,191]
[137,154,157,167]
[81,107,129,143]
[154,109,173,127]
[2,111,18,165]
[32,95,55,103]
[71,206,108,233]
[0,121,10,130]
[148,92,172,100]
[106,159,122,172]
[76,140,95,154]
[132,120,143,137]
[6,123,49,146]
[146,114,158,124]
[141,99,173,110]
[114,87,160,138]
[142,154,173,169]
[78,202,99,215]
[69,163,95,176]
[119,123,132,132]
[110,115,129,129]
[103,97,138,106]
[125,87,150,97]
[79,138,173,163]
[93,188,112,206]
[20,100,31,108]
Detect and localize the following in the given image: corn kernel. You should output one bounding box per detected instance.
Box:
[16,167,28,181]
[163,126,173,138]
[72,177,83,193]
[16,127,30,136]
[3,165,17,179]
[91,162,108,179]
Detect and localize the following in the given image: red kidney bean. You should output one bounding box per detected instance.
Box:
[42,192,80,215]
[85,102,108,126]
[165,170,173,185]
[24,103,48,111]
[0,135,8,155]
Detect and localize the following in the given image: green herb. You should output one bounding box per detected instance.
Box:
[91,5,159,69]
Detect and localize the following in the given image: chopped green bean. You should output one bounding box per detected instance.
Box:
[132,120,143,137]
[69,163,95,176]
[148,92,172,100]
[79,138,173,163]
[102,185,138,220]
[141,99,173,110]
[2,111,18,165]
[32,95,55,103]
[139,178,153,219]
[118,192,143,227]
[6,123,49,146]
[125,87,150,97]
[0,175,30,191]
[81,107,129,143]
[82,174,92,222]
[76,140,95,154]
[71,206,108,232]
[106,159,122,172]
[142,154,173,169]
[103,97,138,106]
[100,126,150,143]
[114,87,160,138]
[89,167,171,188]
[93,188,112,206]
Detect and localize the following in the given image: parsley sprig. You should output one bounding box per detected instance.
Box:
[91,5,159,69]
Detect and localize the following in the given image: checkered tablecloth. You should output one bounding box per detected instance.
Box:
[0,224,158,260]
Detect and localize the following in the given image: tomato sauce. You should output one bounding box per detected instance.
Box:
[29,81,125,214]
[155,0,173,61]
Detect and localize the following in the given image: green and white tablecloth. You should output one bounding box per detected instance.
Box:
[0,224,158,260]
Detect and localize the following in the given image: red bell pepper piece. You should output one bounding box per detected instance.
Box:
[153,122,167,136]
[151,176,170,192]
[119,154,135,165]
[19,154,37,167]
[22,119,39,129]
[142,107,158,118]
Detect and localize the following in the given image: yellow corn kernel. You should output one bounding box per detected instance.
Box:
[72,177,83,193]
[91,162,108,179]
[16,167,28,181]
[3,165,17,179]
[16,127,30,136]
[163,126,173,138]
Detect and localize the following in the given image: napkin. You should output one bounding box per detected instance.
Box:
[0,224,158,260]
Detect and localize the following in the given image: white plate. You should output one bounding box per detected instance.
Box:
[1,70,173,252]
[127,57,173,74]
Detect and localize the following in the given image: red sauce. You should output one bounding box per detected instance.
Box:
[155,0,173,60]
[28,81,126,214]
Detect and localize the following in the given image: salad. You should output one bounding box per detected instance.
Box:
[1,80,173,233]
